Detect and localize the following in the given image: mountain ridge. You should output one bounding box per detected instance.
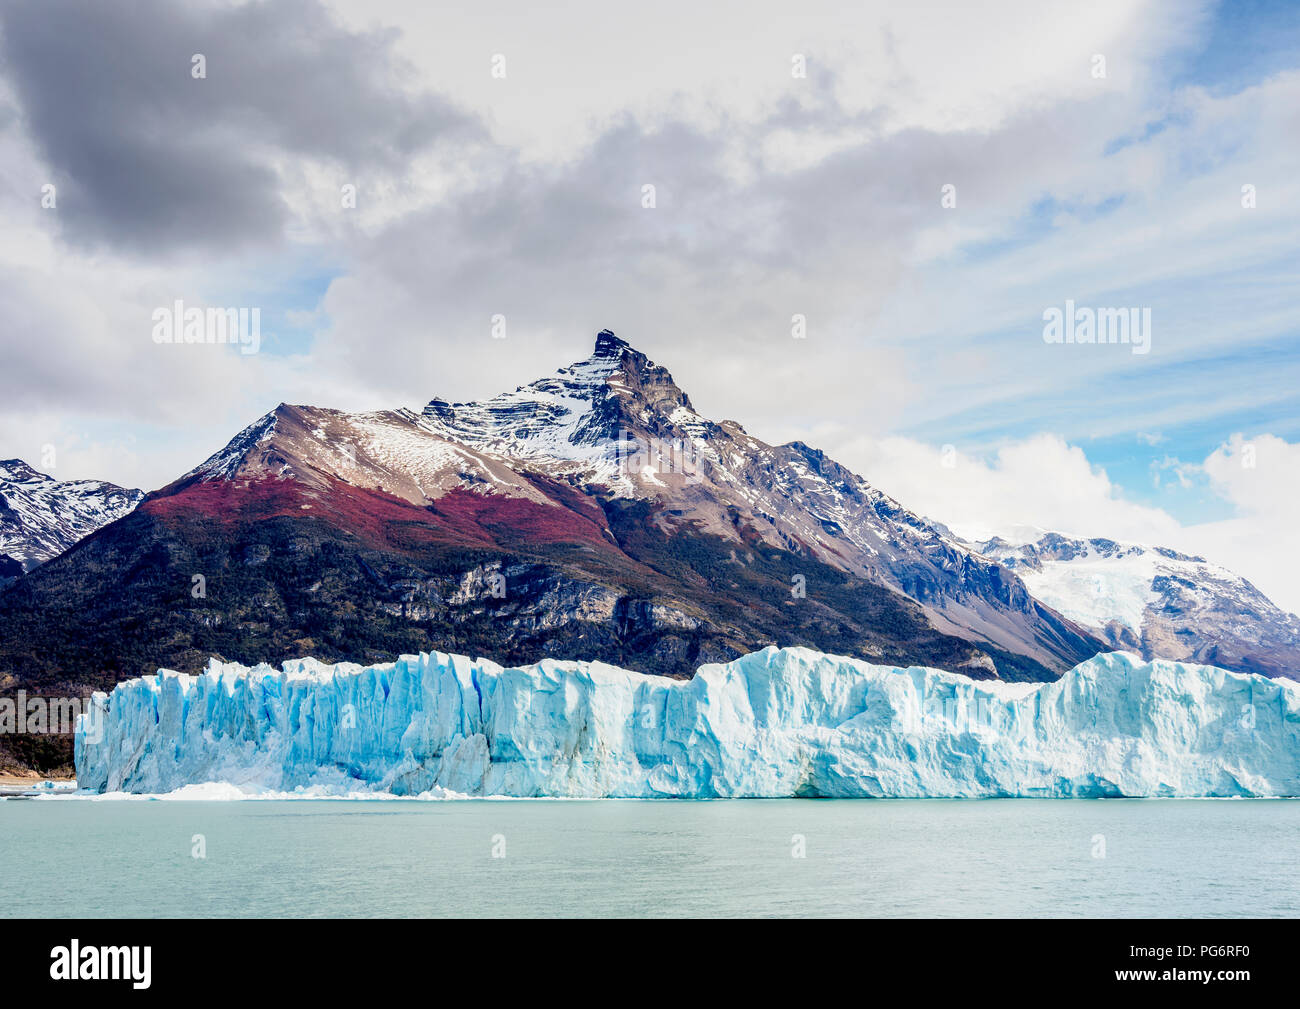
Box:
[974,531,1300,678]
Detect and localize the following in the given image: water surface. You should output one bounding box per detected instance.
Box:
[3,798,1295,917]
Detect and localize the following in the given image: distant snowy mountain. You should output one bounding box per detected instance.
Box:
[973,532,1300,679]
[0,459,142,575]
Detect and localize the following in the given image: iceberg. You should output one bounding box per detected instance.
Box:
[75,647,1300,798]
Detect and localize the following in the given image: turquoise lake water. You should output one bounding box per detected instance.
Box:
[3,798,1298,917]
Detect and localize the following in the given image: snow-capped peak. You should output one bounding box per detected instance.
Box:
[184,408,281,483]
[0,459,144,572]
[0,458,51,484]
[415,329,702,481]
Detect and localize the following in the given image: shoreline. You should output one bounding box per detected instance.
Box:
[0,773,74,787]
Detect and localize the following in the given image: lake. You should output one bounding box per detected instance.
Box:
[3,797,1297,917]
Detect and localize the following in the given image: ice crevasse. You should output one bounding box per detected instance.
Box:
[75,647,1300,797]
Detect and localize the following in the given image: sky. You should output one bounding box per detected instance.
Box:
[0,0,1297,610]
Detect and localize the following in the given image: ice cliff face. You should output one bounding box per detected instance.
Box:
[75,647,1300,798]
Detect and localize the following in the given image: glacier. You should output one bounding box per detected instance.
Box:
[74,647,1300,798]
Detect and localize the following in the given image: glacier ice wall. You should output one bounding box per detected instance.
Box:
[74,647,1300,797]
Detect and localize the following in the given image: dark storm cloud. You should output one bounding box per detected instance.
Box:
[0,0,479,253]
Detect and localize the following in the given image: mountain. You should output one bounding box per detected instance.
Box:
[0,458,143,579]
[415,332,1100,672]
[0,331,1106,723]
[974,532,1300,679]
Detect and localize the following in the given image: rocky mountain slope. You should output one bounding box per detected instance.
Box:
[974,532,1300,679]
[0,458,142,578]
[415,331,1099,672]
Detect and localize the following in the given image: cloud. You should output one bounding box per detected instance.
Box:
[327,0,1212,157]
[843,432,1182,544]
[1185,434,1300,611]
[0,0,477,254]
[843,430,1300,615]
[1202,433,1300,520]
[0,0,487,487]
